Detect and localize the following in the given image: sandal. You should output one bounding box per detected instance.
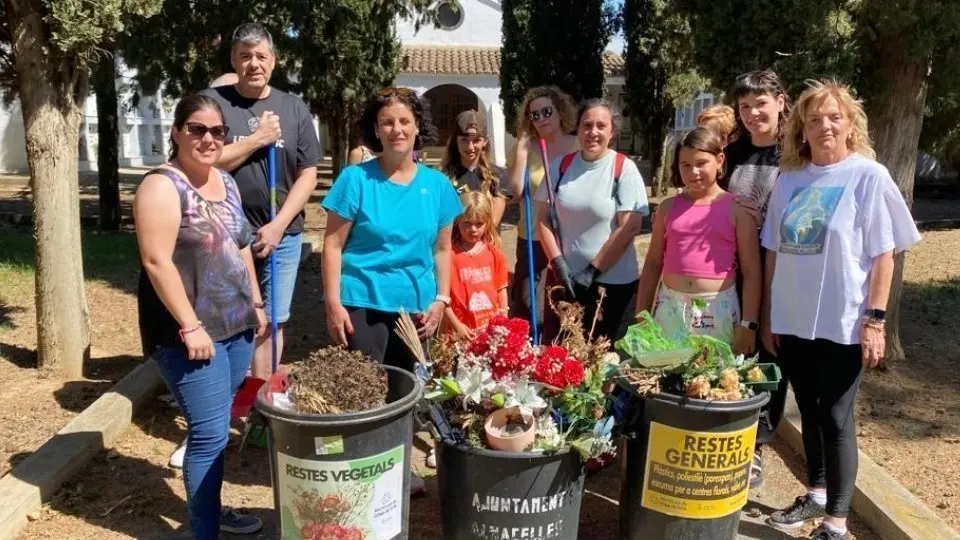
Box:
[750,452,764,489]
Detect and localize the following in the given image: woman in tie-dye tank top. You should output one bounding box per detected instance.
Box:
[135,94,266,539]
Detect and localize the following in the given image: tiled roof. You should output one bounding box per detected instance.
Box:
[399,45,625,77]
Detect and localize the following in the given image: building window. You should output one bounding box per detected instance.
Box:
[437,2,464,30]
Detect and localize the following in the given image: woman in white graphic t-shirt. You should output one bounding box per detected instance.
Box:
[760,81,921,540]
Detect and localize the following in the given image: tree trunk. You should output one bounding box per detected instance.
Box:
[863,39,929,364]
[94,53,121,231]
[8,6,91,377]
[328,114,349,179]
[651,125,673,197]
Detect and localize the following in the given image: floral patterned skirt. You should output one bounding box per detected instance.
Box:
[653,284,740,345]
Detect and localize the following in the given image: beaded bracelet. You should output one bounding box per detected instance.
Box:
[861,317,886,332]
[178,322,204,342]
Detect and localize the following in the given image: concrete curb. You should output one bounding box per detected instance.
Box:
[780,391,960,540]
[0,359,163,540]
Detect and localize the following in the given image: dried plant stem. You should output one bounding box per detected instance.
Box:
[588,286,606,342]
[394,308,427,367]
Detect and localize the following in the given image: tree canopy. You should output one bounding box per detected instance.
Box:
[501,0,618,133]
[671,0,960,361]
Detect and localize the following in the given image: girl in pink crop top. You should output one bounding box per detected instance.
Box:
[636,127,762,356]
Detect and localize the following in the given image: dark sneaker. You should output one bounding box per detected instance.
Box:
[766,495,826,530]
[219,507,263,535]
[810,525,849,540]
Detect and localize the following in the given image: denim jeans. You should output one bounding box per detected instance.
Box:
[255,232,302,324]
[152,330,255,539]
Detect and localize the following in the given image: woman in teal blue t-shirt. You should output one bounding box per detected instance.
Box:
[322,88,463,371]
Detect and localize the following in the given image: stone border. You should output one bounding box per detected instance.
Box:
[780,392,960,540]
[0,360,163,540]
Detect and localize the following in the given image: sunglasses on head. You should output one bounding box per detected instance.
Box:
[528,106,554,122]
[378,87,415,98]
[184,122,228,140]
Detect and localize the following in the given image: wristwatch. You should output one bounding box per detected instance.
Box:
[435,294,451,306]
[739,320,759,331]
[864,308,886,321]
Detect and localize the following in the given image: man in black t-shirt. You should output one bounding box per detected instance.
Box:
[202,23,322,379]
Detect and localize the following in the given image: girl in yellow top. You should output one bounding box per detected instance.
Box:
[505,86,578,324]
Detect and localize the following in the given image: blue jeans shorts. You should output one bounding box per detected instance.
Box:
[255,232,302,324]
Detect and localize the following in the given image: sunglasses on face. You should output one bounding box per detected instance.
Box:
[528,106,555,122]
[184,123,228,140]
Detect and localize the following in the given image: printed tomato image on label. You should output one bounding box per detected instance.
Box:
[278,445,404,540]
[641,422,757,519]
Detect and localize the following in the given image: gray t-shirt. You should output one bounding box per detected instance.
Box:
[534,151,650,284]
[202,85,322,234]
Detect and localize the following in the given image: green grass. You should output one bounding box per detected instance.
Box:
[0,231,140,292]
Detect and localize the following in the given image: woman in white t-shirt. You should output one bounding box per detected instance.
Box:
[760,81,920,540]
[534,99,649,343]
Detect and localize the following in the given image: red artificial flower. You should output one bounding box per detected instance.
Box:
[560,358,585,387]
[534,346,585,388]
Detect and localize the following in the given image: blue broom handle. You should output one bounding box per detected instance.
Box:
[268,145,279,374]
[522,167,539,346]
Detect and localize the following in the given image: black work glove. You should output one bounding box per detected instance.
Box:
[550,256,577,297]
[572,264,601,290]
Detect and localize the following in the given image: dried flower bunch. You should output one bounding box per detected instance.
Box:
[287,346,388,414]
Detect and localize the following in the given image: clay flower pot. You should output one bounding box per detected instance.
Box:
[484,407,536,452]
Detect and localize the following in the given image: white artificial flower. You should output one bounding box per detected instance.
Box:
[505,380,547,419]
[455,365,494,405]
[602,352,621,366]
[535,415,562,446]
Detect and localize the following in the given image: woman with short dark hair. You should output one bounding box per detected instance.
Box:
[135,94,266,539]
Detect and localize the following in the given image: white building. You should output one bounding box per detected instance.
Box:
[393,0,629,165]
[0,63,173,173]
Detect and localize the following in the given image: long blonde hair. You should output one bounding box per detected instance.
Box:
[781,80,875,170]
[453,191,501,248]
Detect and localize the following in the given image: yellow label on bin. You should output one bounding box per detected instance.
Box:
[641,421,757,519]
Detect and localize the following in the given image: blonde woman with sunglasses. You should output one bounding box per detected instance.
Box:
[506,86,579,324]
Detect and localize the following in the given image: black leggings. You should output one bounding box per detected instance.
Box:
[779,335,863,518]
[345,307,428,371]
[541,272,637,345]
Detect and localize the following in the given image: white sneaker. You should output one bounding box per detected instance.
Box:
[168,438,187,469]
[426,448,436,468]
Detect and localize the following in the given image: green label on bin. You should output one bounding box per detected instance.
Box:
[277,446,404,540]
[315,435,345,456]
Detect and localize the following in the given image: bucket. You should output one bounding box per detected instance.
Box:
[437,440,586,540]
[254,366,422,540]
[618,391,770,539]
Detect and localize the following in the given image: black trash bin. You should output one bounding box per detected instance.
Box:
[437,440,586,540]
[619,391,770,540]
[254,366,422,540]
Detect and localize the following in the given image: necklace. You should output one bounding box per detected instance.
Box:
[457,240,484,256]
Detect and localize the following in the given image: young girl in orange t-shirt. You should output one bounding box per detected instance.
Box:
[446,191,509,340]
